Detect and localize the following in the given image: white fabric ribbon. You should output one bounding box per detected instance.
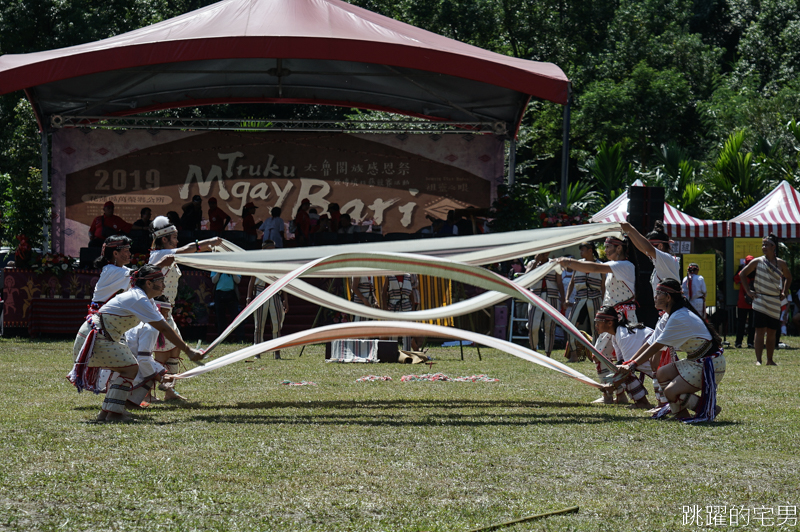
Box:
[176,321,601,389]
[198,250,616,373]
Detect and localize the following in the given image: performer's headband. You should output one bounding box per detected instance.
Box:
[605,237,624,247]
[101,241,130,257]
[594,311,617,321]
[153,225,177,238]
[131,269,166,287]
[648,238,674,245]
[155,300,172,310]
[655,283,683,295]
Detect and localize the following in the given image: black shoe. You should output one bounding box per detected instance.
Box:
[734,344,742,348]
[747,343,754,348]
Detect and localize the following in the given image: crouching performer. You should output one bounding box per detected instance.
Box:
[593,306,653,410]
[614,278,725,422]
[125,296,174,408]
[68,265,203,422]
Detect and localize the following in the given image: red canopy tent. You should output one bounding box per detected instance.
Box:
[728,181,800,239]
[590,182,726,238]
[0,0,569,134]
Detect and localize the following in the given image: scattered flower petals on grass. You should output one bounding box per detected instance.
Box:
[400,373,499,382]
[356,375,393,382]
[280,380,317,386]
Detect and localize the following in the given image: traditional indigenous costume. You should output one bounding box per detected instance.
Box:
[682,272,707,316]
[386,274,414,350]
[568,262,603,343]
[149,237,183,377]
[253,278,286,346]
[68,285,165,415]
[594,241,638,365]
[91,240,133,308]
[124,305,170,406]
[650,306,726,422]
[527,271,561,353]
[352,276,376,322]
[650,248,680,295]
[751,256,783,330]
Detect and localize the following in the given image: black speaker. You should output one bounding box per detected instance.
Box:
[627,186,665,235]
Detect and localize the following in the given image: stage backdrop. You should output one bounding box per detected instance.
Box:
[51,130,504,256]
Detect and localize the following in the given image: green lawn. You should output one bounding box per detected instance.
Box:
[1,337,798,531]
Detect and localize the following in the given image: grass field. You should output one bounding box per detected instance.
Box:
[1,336,798,531]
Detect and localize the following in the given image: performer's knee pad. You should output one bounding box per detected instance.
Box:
[166,357,180,374]
[102,376,132,414]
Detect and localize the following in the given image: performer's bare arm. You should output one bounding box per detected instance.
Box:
[555,257,613,275]
[779,259,792,299]
[619,222,656,261]
[174,237,222,254]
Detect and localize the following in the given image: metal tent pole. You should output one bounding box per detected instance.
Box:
[41,130,50,253]
[508,138,516,186]
[560,85,572,207]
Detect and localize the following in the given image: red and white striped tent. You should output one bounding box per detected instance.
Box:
[590,182,726,237]
[728,181,800,238]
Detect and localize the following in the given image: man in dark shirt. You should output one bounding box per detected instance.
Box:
[242,202,261,237]
[180,195,203,231]
[132,207,152,230]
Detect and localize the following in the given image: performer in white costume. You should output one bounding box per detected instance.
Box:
[148,216,220,399]
[68,265,202,422]
[682,263,707,317]
[557,236,638,386]
[125,296,174,408]
[616,278,726,422]
[92,235,175,307]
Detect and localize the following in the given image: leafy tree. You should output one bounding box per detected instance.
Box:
[583,141,637,206]
[706,130,767,219]
[648,142,705,216]
[0,168,51,249]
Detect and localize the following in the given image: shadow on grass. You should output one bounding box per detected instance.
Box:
[73,399,742,427]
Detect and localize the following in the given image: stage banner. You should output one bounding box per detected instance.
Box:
[51,130,504,256]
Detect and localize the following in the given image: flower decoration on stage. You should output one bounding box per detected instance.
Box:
[538,206,591,228]
[172,298,197,328]
[33,252,76,277]
[130,253,149,268]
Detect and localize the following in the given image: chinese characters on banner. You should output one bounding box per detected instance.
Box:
[51,130,504,256]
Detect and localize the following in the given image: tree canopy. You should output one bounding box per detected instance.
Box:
[2,0,800,243]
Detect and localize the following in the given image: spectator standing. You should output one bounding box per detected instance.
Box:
[241,202,260,238]
[734,255,756,348]
[258,207,285,248]
[211,271,243,342]
[328,203,341,232]
[132,208,152,230]
[180,195,203,230]
[294,198,312,245]
[682,263,707,317]
[207,197,230,233]
[88,201,132,247]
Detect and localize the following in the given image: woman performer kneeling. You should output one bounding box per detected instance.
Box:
[593,306,653,409]
[124,296,174,409]
[69,265,203,422]
[615,278,725,422]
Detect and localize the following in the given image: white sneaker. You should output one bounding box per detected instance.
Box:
[778,343,787,349]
